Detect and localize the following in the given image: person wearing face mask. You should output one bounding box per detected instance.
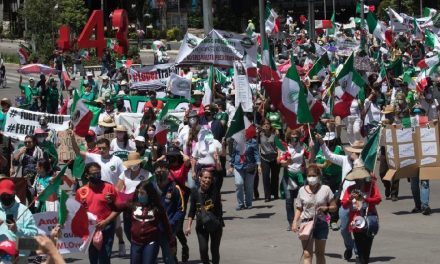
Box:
[166,147,191,262]
[363,89,382,135]
[114,180,174,264]
[98,75,116,99]
[33,158,58,213]
[34,128,58,169]
[135,107,157,138]
[10,135,44,206]
[190,90,205,115]
[0,178,38,244]
[184,111,202,179]
[185,169,223,264]
[225,90,236,127]
[115,97,131,113]
[279,129,307,229]
[76,162,120,264]
[116,152,152,242]
[192,130,222,189]
[45,77,61,114]
[18,75,41,111]
[292,164,336,264]
[110,125,136,155]
[144,124,165,164]
[265,101,283,138]
[98,99,116,123]
[155,161,185,264]
[81,81,96,101]
[341,163,381,264]
[315,133,364,261]
[0,240,18,264]
[143,91,164,114]
[38,116,58,145]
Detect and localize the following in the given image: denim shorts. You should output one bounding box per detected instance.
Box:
[313,219,329,240]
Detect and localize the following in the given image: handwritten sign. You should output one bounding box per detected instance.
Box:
[3,107,70,141]
[58,131,86,161]
[396,128,413,143]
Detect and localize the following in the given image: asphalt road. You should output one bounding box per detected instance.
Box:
[1,64,440,264]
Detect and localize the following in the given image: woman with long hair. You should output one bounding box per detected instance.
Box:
[115,180,174,264]
[185,169,223,264]
[144,124,165,163]
[110,125,136,153]
[34,158,57,212]
[292,164,337,264]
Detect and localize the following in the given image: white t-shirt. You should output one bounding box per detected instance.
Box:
[192,139,222,165]
[287,144,305,174]
[118,168,151,194]
[85,153,125,185]
[364,99,381,125]
[110,138,136,153]
[420,98,439,121]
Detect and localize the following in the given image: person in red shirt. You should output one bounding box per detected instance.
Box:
[143,90,164,114]
[76,162,119,264]
[85,130,100,154]
[341,165,381,264]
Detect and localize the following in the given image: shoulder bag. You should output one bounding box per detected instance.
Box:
[197,190,221,233]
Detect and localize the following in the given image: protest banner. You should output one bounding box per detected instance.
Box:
[176,29,257,67]
[34,211,96,254]
[168,73,192,100]
[384,121,440,181]
[3,107,71,141]
[57,131,86,161]
[233,61,253,112]
[129,63,179,90]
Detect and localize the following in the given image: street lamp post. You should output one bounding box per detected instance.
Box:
[420,0,423,18]
[308,0,315,42]
[360,0,366,51]
[324,0,327,19]
[259,0,265,42]
[202,0,213,35]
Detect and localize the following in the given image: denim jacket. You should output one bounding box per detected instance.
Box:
[0,201,38,242]
[230,138,261,170]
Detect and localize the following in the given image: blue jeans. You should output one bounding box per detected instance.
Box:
[234,168,255,207]
[130,241,160,264]
[282,176,298,225]
[410,176,430,209]
[339,206,356,253]
[158,233,176,264]
[89,221,116,264]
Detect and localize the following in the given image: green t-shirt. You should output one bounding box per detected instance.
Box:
[19,84,41,105]
[81,92,95,102]
[266,111,282,130]
[214,111,228,121]
[41,141,58,168]
[315,145,344,184]
[0,111,6,131]
[46,87,60,106]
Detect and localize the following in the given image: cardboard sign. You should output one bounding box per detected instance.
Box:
[233,61,253,112]
[3,107,71,141]
[34,211,96,254]
[384,121,440,180]
[58,131,86,161]
[97,132,115,141]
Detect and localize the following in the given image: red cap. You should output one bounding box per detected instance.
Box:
[0,179,14,195]
[245,125,256,140]
[87,130,96,137]
[0,240,17,256]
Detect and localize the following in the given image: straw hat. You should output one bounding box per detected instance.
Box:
[114,125,128,132]
[98,116,116,127]
[123,152,143,167]
[120,80,128,86]
[346,160,370,181]
[344,140,364,153]
[95,97,105,105]
[381,105,395,114]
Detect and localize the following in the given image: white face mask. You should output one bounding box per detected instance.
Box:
[37,137,45,143]
[130,164,140,171]
[308,177,319,186]
[147,131,155,138]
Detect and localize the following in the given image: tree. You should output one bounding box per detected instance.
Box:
[56,0,88,36]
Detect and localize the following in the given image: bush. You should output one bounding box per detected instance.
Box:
[166,27,181,41]
[127,46,140,59]
[188,12,203,28]
[28,53,39,63]
[3,53,20,64]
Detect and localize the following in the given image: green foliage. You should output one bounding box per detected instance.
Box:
[188,12,203,28]
[28,53,40,64]
[2,53,20,64]
[127,46,140,59]
[377,0,398,20]
[166,27,181,40]
[56,0,88,36]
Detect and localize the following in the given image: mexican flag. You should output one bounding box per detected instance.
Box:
[202,65,214,106]
[403,67,416,89]
[356,3,373,14]
[225,104,251,156]
[425,30,440,51]
[423,7,437,18]
[37,165,68,202]
[260,35,280,81]
[387,57,403,77]
[154,103,171,145]
[416,69,429,93]
[71,90,93,137]
[417,54,440,69]
[308,52,330,78]
[65,197,94,241]
[281,58,313,125]
[333,53,365,119]
[244,52,258,78]
[61,62,71,89]
[412,17,423,39]
[375,63,387,83]
[265,3,280,35]
[315,20,333,29]
[360,125,381,172]
[326,12,336,35]
[366,12,386,42]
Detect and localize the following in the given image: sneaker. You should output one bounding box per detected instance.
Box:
[236,205,245,211]
[181,245,189,262]
[344,249,352,260]
[391,196,398,202]
[246,205,253,210]
[411,207,421,213]
[422,207,432,215]
[330,222,340,231]
[118,242,126,257]
[286,225,291,231]
[264,198,271,203]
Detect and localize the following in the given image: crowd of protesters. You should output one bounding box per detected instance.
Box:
[1,6,440,264]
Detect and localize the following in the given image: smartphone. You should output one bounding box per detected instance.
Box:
[17,237,39,251]
[6,214,14,224]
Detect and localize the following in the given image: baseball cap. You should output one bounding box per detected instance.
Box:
[86,130,96,137]
[0,240,17,256]
[134,136,145,142]
[0,179,15,195]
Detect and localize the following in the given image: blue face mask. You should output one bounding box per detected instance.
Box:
[138,194,148,205]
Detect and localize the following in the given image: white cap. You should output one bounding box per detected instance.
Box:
[134,136,145,142]
[86,72,93,77]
